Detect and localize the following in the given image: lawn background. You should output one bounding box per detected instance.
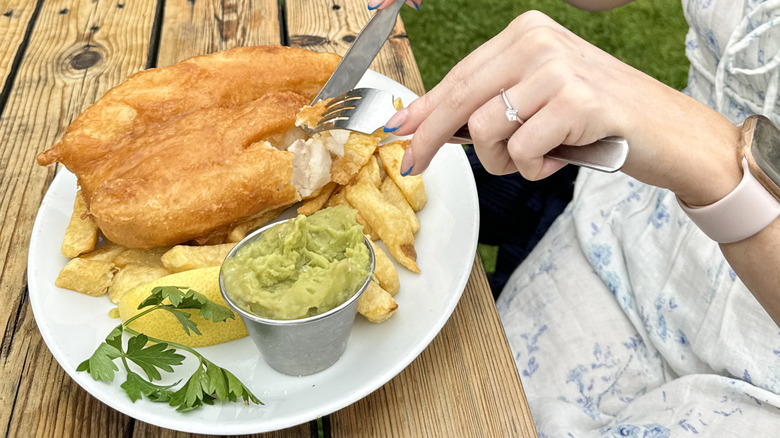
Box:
[401,0,690,277]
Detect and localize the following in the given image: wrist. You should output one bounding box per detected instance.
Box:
[621,88,742,205]
[677,115,780,243]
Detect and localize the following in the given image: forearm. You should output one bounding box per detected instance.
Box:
[619,75,743,207]
[618,77,779,326]
[562,0,636,12]
[721,221,780,326]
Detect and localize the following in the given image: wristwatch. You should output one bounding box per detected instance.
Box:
[677,115,780,243]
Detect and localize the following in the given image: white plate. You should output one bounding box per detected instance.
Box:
[27,70,479,435]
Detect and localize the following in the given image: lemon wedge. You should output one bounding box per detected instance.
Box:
[117,266,248,347]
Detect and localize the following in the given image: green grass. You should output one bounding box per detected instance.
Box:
[402,0,690,91]
[401,0,690,275]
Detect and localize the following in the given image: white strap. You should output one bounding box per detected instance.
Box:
[677,158,780,243]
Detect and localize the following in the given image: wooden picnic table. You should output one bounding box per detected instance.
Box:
[0,0,538,436]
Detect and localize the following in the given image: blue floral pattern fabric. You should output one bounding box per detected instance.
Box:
[496,1,780,436]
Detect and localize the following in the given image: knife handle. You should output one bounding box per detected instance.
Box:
[449,125,629,173]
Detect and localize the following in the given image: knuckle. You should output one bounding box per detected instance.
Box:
[441,67,470,111]
[516,21,561,51]
[506,136,540,180]
[513,10,551,29]
[410,125,436,154]
[467,109,492,141]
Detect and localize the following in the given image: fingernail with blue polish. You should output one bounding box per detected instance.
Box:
[410,0,421,10]
[383,108,407,133]
[400,147,414,176]
[367,0,381,10]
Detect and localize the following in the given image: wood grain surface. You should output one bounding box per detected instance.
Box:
[0,0,536,436]
[287,0,424,95]
[1,0,156,435]
[157,0,281,68]
[0,0,39,92]
[330,258,537,437]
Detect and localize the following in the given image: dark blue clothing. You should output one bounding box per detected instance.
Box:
[467,147,577,297]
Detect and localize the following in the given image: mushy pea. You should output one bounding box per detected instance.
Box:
[221,205,371,320]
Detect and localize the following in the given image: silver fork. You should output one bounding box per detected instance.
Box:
[311,88,630,173]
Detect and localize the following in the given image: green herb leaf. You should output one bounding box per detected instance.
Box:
[79,286,261,412]
[76,342,122,382]
[137,285,189,309]
[169,364,210,411]
[121,371,178,403]
[204,360,229,400]
[104,324,124,351]
[197,299,235,323]
[160,307,202,336]
[224,368,262,405]
[171,290,233,321]
[125,334,185,381]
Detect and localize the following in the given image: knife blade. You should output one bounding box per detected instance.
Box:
[311,0,405,104]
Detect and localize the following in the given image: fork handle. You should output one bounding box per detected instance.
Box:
[449,125,629,173]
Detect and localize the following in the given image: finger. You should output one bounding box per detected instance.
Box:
[370,0,420,10]
[506,104,572,180]
[393,17,570,175]
[399,59,523,175]
[388,15,550,139]
[407,12,567,127]
[468,87,531,175]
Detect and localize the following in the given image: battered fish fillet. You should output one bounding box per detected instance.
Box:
[37,46,340,249]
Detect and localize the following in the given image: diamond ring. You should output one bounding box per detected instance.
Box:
[500,88,523,124]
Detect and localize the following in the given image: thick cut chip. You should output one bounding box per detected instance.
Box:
[79,241,127,262]
[345,180,419,272]
[357,281,398,323]
[55,258,116,296]
[161,242,237,273]
[380,177,420,234]
[298,182,338,216]
[330,132,380,185]
[378,141,427,211]
[355,156,382,188]
[112,246,170,269]
[326,186,379,240]
[108,264,170,304]
[61,191,99,258]
[369,240,400,296]
[227,206,286,243]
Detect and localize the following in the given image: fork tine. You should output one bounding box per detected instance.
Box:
[312,87,398,135]
[322,89,363,110]
[321,101,358,118]
[315,117,351,133]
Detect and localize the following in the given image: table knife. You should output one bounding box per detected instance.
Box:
[311,0,405,104]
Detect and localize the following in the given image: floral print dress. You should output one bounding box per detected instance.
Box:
[496,1,780,436]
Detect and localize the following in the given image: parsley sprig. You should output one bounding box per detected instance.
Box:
[77,286,262,412]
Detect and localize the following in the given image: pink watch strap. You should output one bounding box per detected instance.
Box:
[677,158,780,243]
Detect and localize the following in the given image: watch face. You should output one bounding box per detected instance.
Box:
[752,115,780,187]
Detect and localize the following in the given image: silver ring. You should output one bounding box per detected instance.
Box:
[500,88,523,124]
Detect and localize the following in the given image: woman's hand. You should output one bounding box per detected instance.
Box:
[387,10,742,207]
[368,0,421,11]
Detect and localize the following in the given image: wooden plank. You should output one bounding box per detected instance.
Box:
[331,258,538,437]
[286,0,424,95]
[0,0,158,435]
[0,0,39,94]
[157,0,282,67]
